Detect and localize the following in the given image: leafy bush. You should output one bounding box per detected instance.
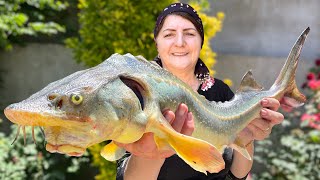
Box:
[253,58,320,180]
[0,122,96,180]
[0,0,67,50]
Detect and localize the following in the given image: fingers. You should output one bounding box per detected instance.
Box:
[162,109,175,124]
[247,105,284,141]
[162,103,195,136]
[260,108,284,125]
[242,113,282,142]
[180,112,195,135]
[261,98,280,111]
[244,98,283,141]
[249,118,271,132]
[120,133,154,156]
[246,122,271,140]
[117,133,172,158]
[247,106,284,141]
[171,103,189,132]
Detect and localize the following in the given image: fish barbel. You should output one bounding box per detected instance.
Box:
[4,28,309,174]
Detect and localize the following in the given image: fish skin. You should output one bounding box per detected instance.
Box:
[4,27,309,174]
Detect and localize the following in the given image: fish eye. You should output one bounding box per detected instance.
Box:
[70,94,83,105]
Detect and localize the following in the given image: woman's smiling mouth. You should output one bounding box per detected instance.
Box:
[172,52,188,56]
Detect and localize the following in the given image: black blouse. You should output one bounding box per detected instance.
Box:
[117,78,239,180]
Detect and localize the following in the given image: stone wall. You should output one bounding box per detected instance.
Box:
[214,54,313,91]
[211,0,319,60]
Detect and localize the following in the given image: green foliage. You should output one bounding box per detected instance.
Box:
[0,0,67,50]
[65,0,173,67]
[0,124,95,180]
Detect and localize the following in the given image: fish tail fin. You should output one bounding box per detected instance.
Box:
[270,27,309,106]
[282,80,306,107]
[149,116,225,174]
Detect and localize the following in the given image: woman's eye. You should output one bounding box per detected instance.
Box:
[186,32,195,36]
[70,94,83,105]
[164,33,173,38]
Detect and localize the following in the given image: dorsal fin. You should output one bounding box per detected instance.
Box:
[236,70,264,93]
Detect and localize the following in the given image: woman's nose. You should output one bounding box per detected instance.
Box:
[175,33,185,47]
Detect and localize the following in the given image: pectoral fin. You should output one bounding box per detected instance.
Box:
[149,116,225,174]
[100,141,126,161]
[230,137,252,160]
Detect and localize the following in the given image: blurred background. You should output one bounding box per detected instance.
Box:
[0,0,319,179]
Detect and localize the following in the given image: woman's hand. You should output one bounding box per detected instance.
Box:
[115,103,194,159]
[238,97,284,145]
[231,98,284,178]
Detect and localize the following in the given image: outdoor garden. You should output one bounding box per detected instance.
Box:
[0,0,319,179]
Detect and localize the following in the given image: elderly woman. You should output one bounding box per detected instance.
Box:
[116,3,284,180]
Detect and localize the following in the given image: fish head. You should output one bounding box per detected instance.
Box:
[4,65,146,156]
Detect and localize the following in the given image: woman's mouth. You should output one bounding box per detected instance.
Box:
[172,52,188,56]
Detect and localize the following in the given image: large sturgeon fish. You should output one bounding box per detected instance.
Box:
[4,28,309,174]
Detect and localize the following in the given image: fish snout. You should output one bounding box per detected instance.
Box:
[4,104,18,122]
[5,103,15,110]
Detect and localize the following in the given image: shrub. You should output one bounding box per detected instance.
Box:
[0,0,67,50]
[0,123,95,180]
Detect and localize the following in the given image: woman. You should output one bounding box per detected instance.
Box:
[116,3,284,180]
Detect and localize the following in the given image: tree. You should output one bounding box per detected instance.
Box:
[66,0,174,66]
[0,0,67,50]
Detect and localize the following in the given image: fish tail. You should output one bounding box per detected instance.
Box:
[271,27,309,107]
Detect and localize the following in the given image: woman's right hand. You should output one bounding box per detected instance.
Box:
[114,103,194,159]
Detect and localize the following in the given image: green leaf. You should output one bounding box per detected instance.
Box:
[13,13,28,26]
[309,130,320,143]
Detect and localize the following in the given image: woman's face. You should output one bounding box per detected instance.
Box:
[155,15,202,74]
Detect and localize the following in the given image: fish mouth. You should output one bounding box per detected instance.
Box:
[4,107,84,127]
[5,106,93,157]
[46,143,86,157]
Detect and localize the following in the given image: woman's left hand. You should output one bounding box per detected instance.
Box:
[238,97,284,145]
